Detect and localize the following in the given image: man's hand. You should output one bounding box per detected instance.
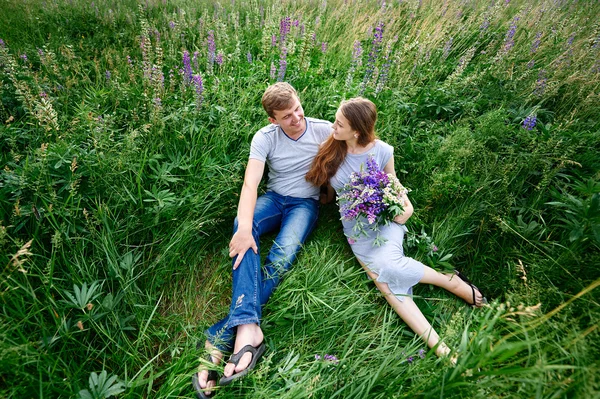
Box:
[229,229,258,270]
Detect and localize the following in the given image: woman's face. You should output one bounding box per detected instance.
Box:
[332,109,358,142]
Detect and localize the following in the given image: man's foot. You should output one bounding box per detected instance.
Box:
[193,341,222,398]
[221,323,264,384]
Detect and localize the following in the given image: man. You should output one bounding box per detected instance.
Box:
[192,82,332,398]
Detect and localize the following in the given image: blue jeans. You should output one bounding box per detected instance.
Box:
[205,191,319,352]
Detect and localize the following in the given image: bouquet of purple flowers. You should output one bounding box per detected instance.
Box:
[338,154,409,243]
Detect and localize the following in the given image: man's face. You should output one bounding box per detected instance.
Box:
[268,96,306,136]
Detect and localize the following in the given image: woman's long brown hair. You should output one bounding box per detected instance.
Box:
[306,97,377,187]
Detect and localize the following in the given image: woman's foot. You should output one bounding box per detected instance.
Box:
[435,342,458,365]
[195,341,223,396]
[451,271,487,307]
[223,323,264,379]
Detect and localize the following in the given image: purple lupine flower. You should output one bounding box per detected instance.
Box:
[153,97,162,107]
[247,52,253,63]
[105,70,111,81]
[418,349,426,359]
[315,354,339,364]
[502,17,519,53]
[432,245,438,252]
[193,51,199,70]
[480,19,490,33]
[593,34,600,49]
[169,21,175,29]
[20,53,27,61]
[567,33,575,47]
[192,74,204,107]
[311,32,317,45]
[0,39,5,48]
[278,48,287,81]
[407,356,414,364]
[279,16,291,45]
[339,154,407,228]
[376,37,396,94]
[352,40,363,64]
[126,55,133,65]
[207,30,216,66]
[527,59,535,69]
[292,19,299,27]
[324,354,339,364]
[271,34,277,47]
[534,69,547,96]
[270,62,276,80]
[40,92,48,99]
[37,48,44,56]
[522,115,537,130]
[182,50,193,83]
[321,42,328,53]
[531,32,542,53]
[443,37,453,59]
[361,21,384,93]
[216,52,223,66]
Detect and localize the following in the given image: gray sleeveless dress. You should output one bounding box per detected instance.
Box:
[330,140,424,301]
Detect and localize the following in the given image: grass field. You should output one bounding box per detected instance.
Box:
[1,0,599,397]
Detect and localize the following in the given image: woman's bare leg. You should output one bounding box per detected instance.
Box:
[419,266,485,307]
[358,261,453,360]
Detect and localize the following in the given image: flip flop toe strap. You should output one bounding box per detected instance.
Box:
[227,344,258,366]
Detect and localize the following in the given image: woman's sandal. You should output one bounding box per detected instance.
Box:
[454,269,488,307]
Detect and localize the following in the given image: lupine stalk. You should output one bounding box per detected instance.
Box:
[278,48,287,81]
[443,37,453,59]
[279,16,291,47]
[501,16,519,54]
[182,50,193,84]
[531,32,542,53]
[207,30,216,72]
[345,40,363,89]
[376,36,397,94]
[192,74,204,108]
[534,69,547,97]
[360,21,384,94]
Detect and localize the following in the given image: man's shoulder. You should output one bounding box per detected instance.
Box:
[255,124,279,136]
[306,117,332,127]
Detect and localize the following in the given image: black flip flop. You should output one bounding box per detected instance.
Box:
[219,343,266,386]
[191,356,220,399]
[454,269,488,307]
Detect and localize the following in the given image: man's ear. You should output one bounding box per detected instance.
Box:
[268,117,277,125]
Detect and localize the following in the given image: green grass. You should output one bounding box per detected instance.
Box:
[1,0,599,397]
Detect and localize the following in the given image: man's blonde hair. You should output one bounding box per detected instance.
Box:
[261,82,299,118]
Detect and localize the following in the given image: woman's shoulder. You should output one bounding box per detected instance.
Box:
[373,139,394,153]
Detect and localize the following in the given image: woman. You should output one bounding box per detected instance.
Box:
[306,97,486,360]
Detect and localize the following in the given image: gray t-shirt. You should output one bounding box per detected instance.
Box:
[249,117,332,199]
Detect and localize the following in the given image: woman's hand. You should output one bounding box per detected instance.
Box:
[393,194,414,225]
